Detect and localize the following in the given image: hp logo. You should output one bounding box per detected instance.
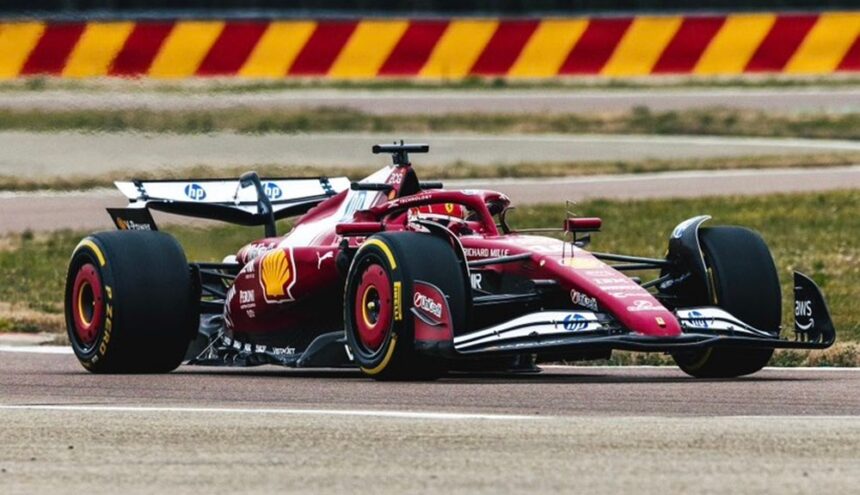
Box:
[263,182,283,200]
[184,183,207,201]
[688,310,710,328]
[563,313,588,331]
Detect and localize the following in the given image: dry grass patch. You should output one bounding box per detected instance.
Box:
[4,75,860,93]
[0,302,64,333]
[0,106,859,139]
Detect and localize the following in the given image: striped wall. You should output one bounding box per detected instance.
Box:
[0,13,858,79]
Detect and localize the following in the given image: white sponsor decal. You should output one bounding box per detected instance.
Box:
[627,299,663,312]
[414,292,443,318]
[795,300,814,330]
[317,250,334,269]
[607,291,646,299]
[463,247,510,258]
[795,300,812,317]
[470,273,483,290]
[242,243,275,263]
[387,171,403,185]
[239,290,255,305]
[117,219,152,231]
[570,289,598,311]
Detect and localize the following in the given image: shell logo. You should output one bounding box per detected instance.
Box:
[260,250,292,299]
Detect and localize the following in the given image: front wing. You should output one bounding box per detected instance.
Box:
[452,271,835,357]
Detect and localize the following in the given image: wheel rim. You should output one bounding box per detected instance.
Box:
[354,262,392,352]
[71,263,104,347]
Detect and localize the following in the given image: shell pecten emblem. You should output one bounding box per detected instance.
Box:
[260,249,296,302]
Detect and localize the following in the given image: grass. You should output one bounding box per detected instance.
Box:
[0,106,860,139]
[5,75,860,93]
[510,191,860,342]
[1,152,858,192]
[1,190,857,364]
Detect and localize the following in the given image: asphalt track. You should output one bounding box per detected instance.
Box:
[2,87,859,493]
[4,87,860,114]
[0,349,858,494]
[1,166,857,234]
[3,131,860,176]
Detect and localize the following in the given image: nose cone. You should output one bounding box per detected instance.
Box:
[621,303,683,337]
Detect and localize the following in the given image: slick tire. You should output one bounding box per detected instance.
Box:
[65,231,199,373]
[344,232,467,381]
[673,226,781,378]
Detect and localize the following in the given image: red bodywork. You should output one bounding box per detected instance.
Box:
[225,164,681,341]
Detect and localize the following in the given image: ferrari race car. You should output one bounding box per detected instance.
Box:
[65,142,835,379]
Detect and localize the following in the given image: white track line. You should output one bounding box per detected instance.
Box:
[0,345,72,354]
[0,404,540,421]
[541,364,860,371]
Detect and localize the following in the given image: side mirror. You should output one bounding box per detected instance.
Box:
[565,217,601,248]
[564,217,602,233]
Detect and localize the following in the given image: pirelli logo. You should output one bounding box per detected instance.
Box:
[393,281,403,321]
[0,13,857,79]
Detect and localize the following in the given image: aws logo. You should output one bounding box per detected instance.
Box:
[259,249,297,303]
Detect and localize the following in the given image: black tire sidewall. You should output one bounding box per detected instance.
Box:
[700,227,781,336]
[673,226,781,378]
[65,231,197,373]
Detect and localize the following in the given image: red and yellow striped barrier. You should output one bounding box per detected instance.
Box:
[0,13,858,79]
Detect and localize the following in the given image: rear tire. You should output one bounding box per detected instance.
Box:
[672,226,781,378]
[65,231,198,373]
[344,232,467,380]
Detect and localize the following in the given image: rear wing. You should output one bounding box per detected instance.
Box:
[113,176,350,229]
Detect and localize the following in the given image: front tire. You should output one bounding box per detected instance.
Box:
[65,231,198,373]
[672,226,781,378]
[344,233,467,380]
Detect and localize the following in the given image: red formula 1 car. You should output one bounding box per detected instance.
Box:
[65,142,835,379]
